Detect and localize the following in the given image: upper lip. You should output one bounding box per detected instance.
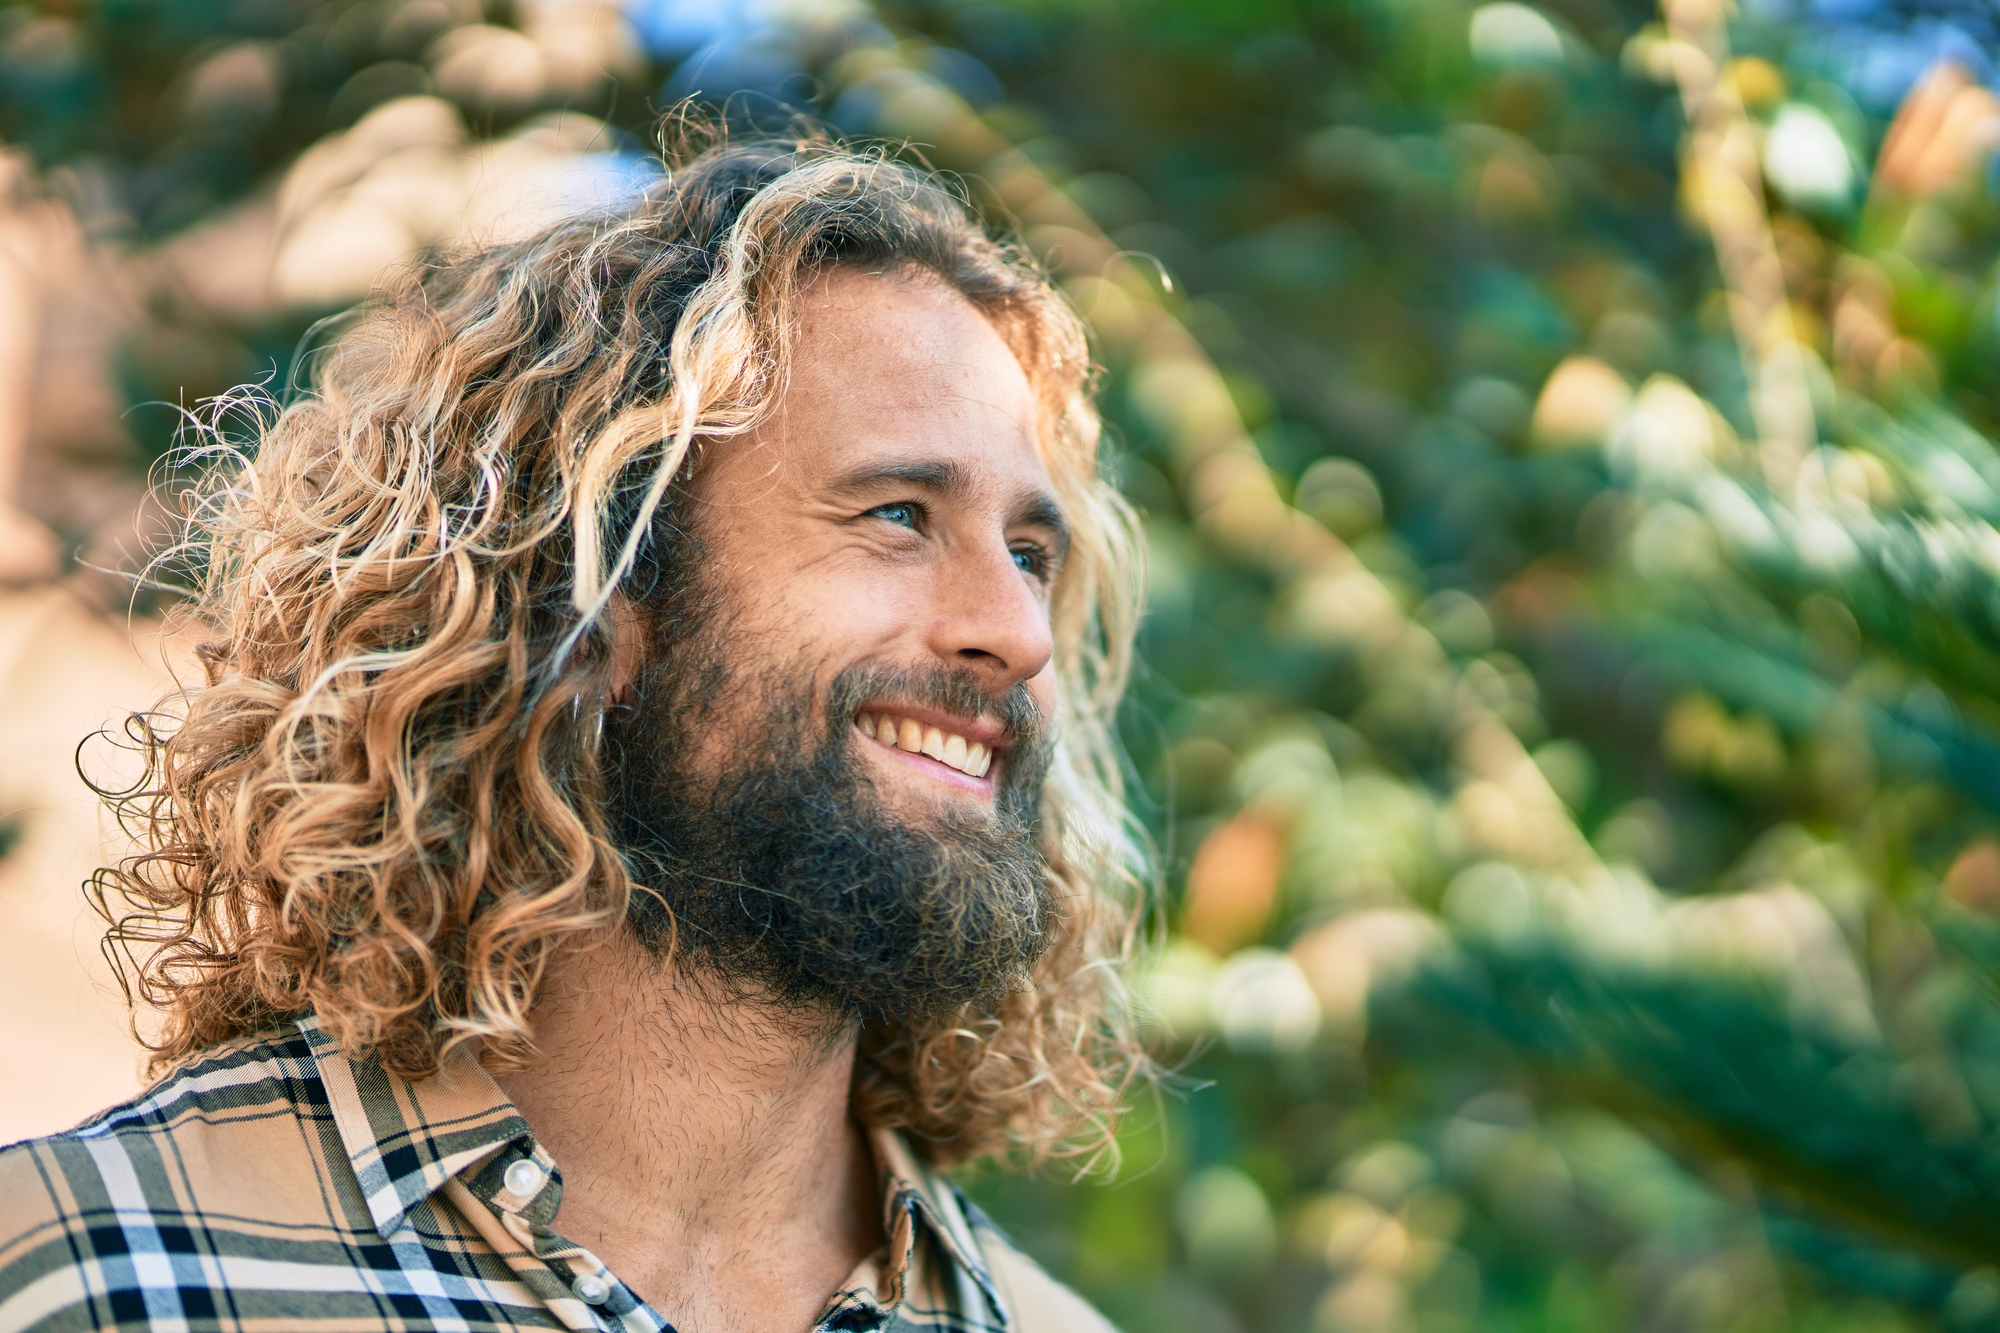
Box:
[854,699,1014,749]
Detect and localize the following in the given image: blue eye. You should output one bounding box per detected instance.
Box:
[1012,545,1050,579]
[870,503,918,528]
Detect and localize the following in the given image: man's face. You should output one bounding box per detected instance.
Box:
[683,266,1064,815]
[605,267,1067,1020]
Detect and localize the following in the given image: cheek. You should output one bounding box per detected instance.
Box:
[770,551,928,642]
[726,558,916,690]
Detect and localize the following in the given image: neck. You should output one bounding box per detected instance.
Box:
[491,928,884,1332]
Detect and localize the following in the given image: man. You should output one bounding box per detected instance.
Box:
[0,132,1150,1333]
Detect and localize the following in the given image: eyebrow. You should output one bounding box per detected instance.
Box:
[828,459,973,502]
[829,457,1071,556]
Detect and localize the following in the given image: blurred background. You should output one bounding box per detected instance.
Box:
[9,0,2000,1326]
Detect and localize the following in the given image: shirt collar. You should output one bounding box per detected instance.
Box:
[299,1014,1004,1319]
[867,1127,1005,1316]
[300,1013,533,1237]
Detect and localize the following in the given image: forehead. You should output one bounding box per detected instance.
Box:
[745,267,1048,490]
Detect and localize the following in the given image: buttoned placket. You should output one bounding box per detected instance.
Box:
[443,1141,654,1333]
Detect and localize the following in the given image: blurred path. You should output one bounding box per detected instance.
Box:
[0,586,194,1143]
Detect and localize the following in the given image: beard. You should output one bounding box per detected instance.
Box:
[602,615,1057,1026]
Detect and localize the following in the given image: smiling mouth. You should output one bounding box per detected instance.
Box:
[856,710,995,778]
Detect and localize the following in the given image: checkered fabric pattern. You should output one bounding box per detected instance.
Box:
[0,1015,1112,1333]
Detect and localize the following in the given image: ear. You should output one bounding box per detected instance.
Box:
[606,592,646,705]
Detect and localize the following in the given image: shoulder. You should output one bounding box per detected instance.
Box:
[1,1024,323,1197]
[0,1028,324,1326]
[959,1196,1120,1333]
[5,1025,321,1162]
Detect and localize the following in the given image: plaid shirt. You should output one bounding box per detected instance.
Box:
[0,1015,1111,1333]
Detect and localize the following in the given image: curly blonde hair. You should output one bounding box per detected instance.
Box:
[92,127,1151,1166]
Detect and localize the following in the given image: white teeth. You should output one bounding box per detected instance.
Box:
[858,711,995,778]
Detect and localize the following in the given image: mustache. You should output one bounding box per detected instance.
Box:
[822,662,1046,751]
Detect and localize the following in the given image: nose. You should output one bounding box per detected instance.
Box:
[925,535,1054,692]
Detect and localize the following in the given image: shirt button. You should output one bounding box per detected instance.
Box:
[503,1159,544,1198]
[572,1274,612,1306]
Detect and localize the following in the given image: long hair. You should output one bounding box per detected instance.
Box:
[90,126,1151,1166]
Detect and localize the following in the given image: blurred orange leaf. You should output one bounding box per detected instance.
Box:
[1945,838,2000,916]
[1182,814,1285,956]
[1875,61,2000,200]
